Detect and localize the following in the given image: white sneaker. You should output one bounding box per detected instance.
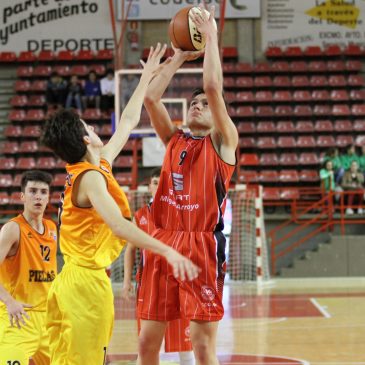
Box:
[358,208,364,214]
[346,208,354,215]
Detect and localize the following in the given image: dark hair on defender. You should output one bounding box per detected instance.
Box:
[21,170,52,192]
[150,167,161,179]
[40,109,88,164]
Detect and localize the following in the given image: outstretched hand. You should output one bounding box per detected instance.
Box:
[171,43,204,62]
[165,247,200,281]
[190,5,217,37]
[140,43,171,79]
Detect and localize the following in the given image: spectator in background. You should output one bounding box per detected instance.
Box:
[320,160,342,203]
[121,74,139,109]
[358,145,365,177]
[323,147,343,184]
[340,144,359,173]
[341,160,364,215]
[65,75,83,111]
[46,72,67,110]
[82,70,101,110]
[100,68,115,112]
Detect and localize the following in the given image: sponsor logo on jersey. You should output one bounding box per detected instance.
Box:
[184,326,191,339]
[139,216,148,225]
[27,231,33,239]
[100,165,110,174]
[172,172,183,191]
[29,270,56,282]
[49,230,57,241]
[201,285,215,301]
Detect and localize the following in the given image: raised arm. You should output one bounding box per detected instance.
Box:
[191,5,238,164]
[80,171,199,281]
[0,222,32,328]
[144,46,203,145]
[101,44,168,164]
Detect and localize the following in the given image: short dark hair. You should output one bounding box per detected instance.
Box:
[106,68,114,77]
[191,87,226,104]
[21,170,52,192]
[40,109,88,164]
[150,167,161,179]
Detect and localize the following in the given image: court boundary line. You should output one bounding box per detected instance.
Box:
[310,297,331,318]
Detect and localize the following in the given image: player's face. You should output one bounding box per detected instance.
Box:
[21,181,49,216]
[81,120,104,148]
[187,94,213,130]
[149,176,160,199]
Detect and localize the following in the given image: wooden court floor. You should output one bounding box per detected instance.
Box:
[108,278,365,365]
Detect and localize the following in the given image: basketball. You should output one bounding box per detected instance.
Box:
[168,6,216,51]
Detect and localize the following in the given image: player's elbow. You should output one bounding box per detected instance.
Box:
[204,81,221,96]
[144,93,159,106]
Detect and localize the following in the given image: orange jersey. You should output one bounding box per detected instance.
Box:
[152,130,235,233]
[59,158,131,269]
[0,215,57,312]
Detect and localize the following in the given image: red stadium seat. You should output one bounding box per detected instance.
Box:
[0,174,12,188]
[284,46,302,57]
[352,104,365,116]
[273,91,292,102]
[70,65,89,77]
[254,76,272,87]
[255,91,272,103]
[355,135,365,146]
[13,174,22,187]
[28,95,46,107]
[23,126,41,137]
[18,51,36,62]
[239,154,259,166]
[263,187,281,201]
[294,105,312,117]
[257,137,276,149]
[30,80,47,92]
[344,44,362,56]
[354,120,365,132]
[76,50,94,61]
[114,156,134,167]
[55,159,67,169]
[96,49,114,60]
[10,192,22,205]
[223,77,235,88]
[256,106,274,118]
[53,174,66,187]
[330,90,349,101]
[279,170,299,183]
[334,120,352,132]
[239,138,256,149]
[57,50,73,61]
[336,135,354,147]
[260,153,278,166]
[292,76,309,87]
[82,108,102,120]
[222,63,235,73]
[311,90,330,101]
[308,61,327,72]
[236,106,254,117]
[222,47,238,58]
[290,61,307,73]
[300,170,319,182]
[26,109,45,122]
[17,66,33,78]
[346,60,362,72]
[350,89,365,101]
[254,62,271,73]
[259,170,279,182]
[324,45,341,56]
[275,105,293,117]
[33,65,52,77]
[299,153,319,165]
[271,61,289,73]
[327,61,346,72]
[310,76,328,87]
[37,157,56,169]
[0,192,10,205]
[8,110,26,122]
[296,121,314,133]
[38,51,55,62]
[238,171,259,183]
[279,153,298,166]
[277,136,296,148]
[10,95,28,107]
[0,158,16,170]
[304,46,322,57]
[317,136,336,147]
[257,122,276,133]
[90,64,106,76]
[51,191,61,205]
[19,141,39,153]
[277,121,295,133]
[328,75,347,87]
[316,120,334,132]
[273,76,291,87]
[236,77,253,88]
[14,80,31,92]
[0,142,19,154]
[16,157,36,169]
[4,125,22,138]
[53,65,70,77]
[332,104,351,116]
[236,123,256,134]
[313,105,331,116]
[297,136,316,148]
[99,123,112,137]
[237,91,254,102]
[293,90,312,102]
[114,172,133,186]
[265,47,283,58]
[0,52,17,62]
[348,75,365,87]
[235,63,253,73]
[280,188,300,200]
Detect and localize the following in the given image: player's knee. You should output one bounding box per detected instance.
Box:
[138,334,161,356]
[192,341,211,363]
[0,346,28,365]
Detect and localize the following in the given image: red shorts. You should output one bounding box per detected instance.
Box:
[137,229,226,322]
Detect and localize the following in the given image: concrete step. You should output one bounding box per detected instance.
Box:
[0,95,11,103]
[0,68,17,78]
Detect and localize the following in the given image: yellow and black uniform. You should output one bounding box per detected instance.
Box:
[0,215,57,365]
[46,159,131,365]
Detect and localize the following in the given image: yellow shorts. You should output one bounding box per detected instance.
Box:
[0,310,50,365]
[46,262,114,365]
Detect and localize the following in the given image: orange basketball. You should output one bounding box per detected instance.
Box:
[168,6,216,51]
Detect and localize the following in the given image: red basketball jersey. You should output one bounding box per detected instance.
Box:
[152,130,235,233]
